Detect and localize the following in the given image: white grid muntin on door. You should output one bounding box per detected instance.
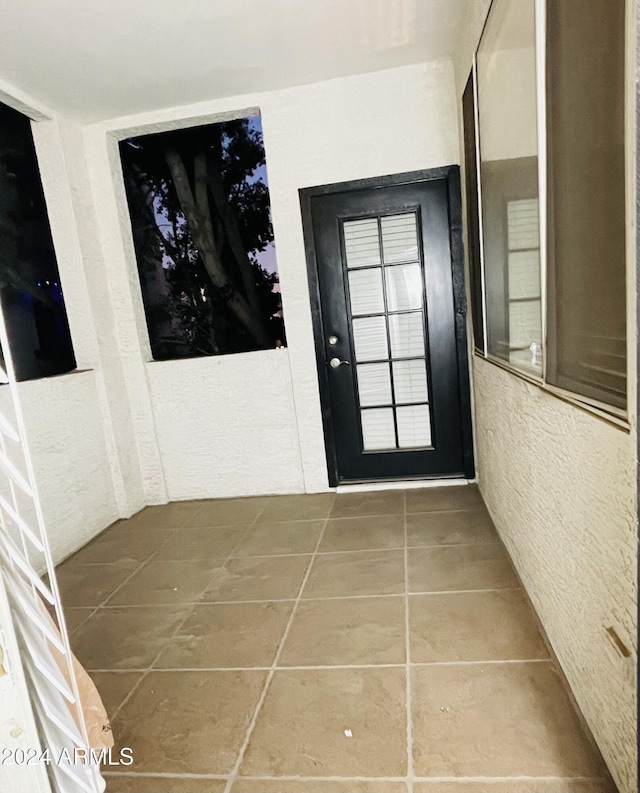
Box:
[343,212,433,452]
[0,301,104,793]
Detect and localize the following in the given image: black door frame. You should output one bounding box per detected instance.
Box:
[300,166,475,487]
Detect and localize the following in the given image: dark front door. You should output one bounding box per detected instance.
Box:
[301,168,474,486]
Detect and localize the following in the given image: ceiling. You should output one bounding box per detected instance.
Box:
[0,0,465,123]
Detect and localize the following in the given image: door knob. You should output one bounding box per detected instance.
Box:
[329,357,350,368]
[328,335,339,346]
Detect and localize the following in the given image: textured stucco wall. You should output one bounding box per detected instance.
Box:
[146,350,304,499]
[82,60,460,499]
[1,371,119,565]
[474,361,637,793]
[33,118,146,498]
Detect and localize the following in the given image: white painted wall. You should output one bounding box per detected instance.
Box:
[453,2,638,791]
[26,116,150,562]
[147,350,304,499]
[81,60,460,500]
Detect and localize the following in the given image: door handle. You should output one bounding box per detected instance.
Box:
[329,357,350,368]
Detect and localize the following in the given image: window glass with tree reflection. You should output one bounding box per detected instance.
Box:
[120,115,285,360]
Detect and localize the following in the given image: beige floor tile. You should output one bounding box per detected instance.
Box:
[114,501,204,532]
[62,607,95,635]
[71,606,190,670]
[331,490,404,518]
[56,561,139,607]
[406,509,498,547]
[413,780,614,793]
[154,525,248,561]
[202,556,311,602]
[232,520,324,557]
[240,668,407,776]
[406,485,483,513]
[105,777,226,793]
[154,602,293,668]
[303,550,405,598]
[409,591,548,662]
[113,670,266,774]
[90,672,143,717]
[408,544,519,592]
[66,526,177,565]
[258,493,336,522]
[108,559,226,605]
[279,596,405,666]
[185,497,267,527]
[319,515,405,553]
[232,782,408,793]
[411,663,608,777]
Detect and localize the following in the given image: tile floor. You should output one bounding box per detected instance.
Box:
[55,485,615,793]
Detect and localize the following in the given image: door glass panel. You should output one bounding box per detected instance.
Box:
[357,363,392,407]
[361,408,396,450]
[343,218,381,268]
[392,360,429,404]
[352,316,388,361]
[348,268,385,315]
[337,210,444,464]
[385,263,423,311]
[389,312,424,358]
[381,214,419,263]
[397,404,431,448]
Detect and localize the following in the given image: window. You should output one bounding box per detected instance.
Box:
[119,115,285,361]
[0,103,76,381]
[465,0,627,414]
[545,0,626,410]
[476,0,542,377]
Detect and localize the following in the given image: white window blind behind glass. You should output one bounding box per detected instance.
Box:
[506,198,542,371]
[343,214,433,452]
[344,219,381,268]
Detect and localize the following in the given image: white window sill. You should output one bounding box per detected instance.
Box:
[475,352,630,432]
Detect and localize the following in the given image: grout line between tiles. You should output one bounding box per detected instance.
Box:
[225,539,501,560]
[66,536,501,566]
[107,503,270,724]
[67,606,100,636]
[166,504,486,530]
[90,585,524,611]
[85,659,554,674]
[403,490,414,793]
[222,513,332,793]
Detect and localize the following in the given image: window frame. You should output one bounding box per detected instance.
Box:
[465,0,629,427]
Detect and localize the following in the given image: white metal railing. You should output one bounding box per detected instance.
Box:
[0,303,104,793]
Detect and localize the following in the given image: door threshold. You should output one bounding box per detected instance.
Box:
[335,477,476,493]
